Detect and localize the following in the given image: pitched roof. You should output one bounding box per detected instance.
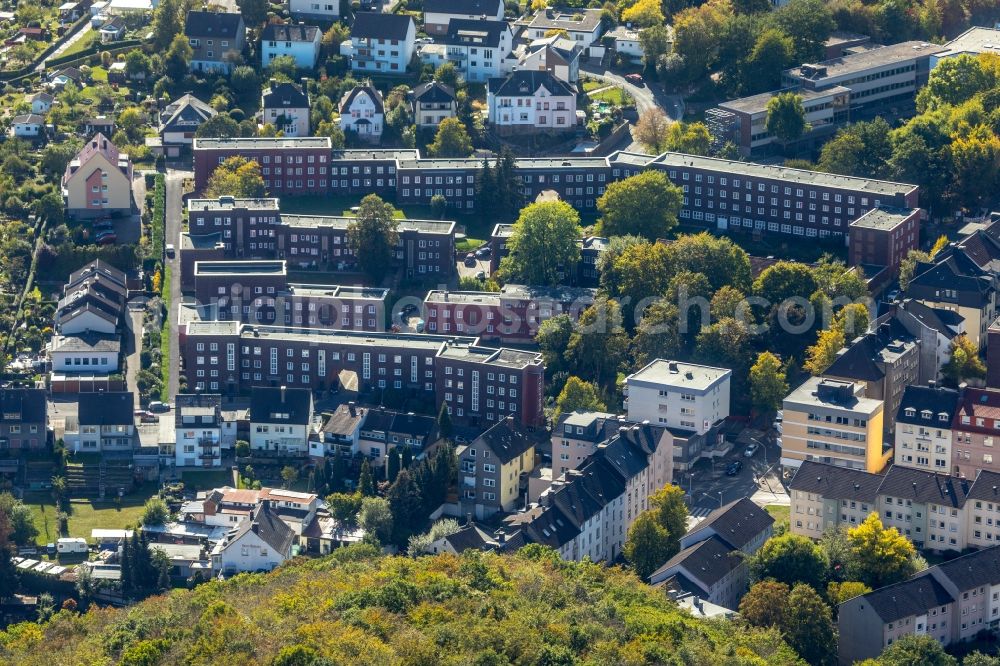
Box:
[263,81,308,109]
[12,114,45,125]
[339,85,384,115]
[955,388,1000,435]
[439,19,509,48]
[878,465,972,509]
[0,388,46,425]
[423,0,502,15]
[50,332,120,353]
[488,70,575,97]
[908,247,994,307]
[788,460,884,503]
[78,392,133,426]
[234,501,295,555]
[895,384,960,428]
[412,81,456,104]
[934,544,1000,591]
[161,94,216,130]
[861,575,954,623]
[64,134,123,182]
[249,386,312,425]
[684,497,774,551]
[472,415,542,464]
[522,503,579,547]
[351,12,413,41]
[896,299,963,340]
[443,524,498,553]
[967,470,1000,502]
[823,322,916,384]
[321,403,365,436]
[260,22,320,43]
[184,10,244,38]
[651,536,744,588]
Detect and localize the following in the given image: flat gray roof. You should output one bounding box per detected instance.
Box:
[785,40,947,81]
[937,27,1000,57]
[287,284,388,300]
[625,359,731,392]
[188,197,280,212]
[651,152,917,197]
[193,260,286,276]
[282,214,455,235]
[333,149,419,161]
[719,85,850,115]
[244,325,475,351]
[425,290,501,305]
[850,206,918,230]
[181,232,225,250]
[500,284,597,301]
[193,137,332,150]
[784,376,882,414]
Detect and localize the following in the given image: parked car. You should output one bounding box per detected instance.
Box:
[475,247,492,259]
[96,232,116,245]
[625,73,645,86]
[725,460,744,476]
[475,270,486,280]
[744,442,760,458]
[464,254,477,267]
[148,401,170,413]
[165,243,175,257]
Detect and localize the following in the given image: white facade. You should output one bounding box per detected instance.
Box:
[211,523,287,574]
[72,424,135,452]
[49,348,118,373]
[417,22,514,83]
[250,421,309,455]
[895,415,953,473]
[175,424,222,468]
[30,96,53,114]
[608,26,645,62]
[262,33,321,70]
[262,101,309,137]
[12,119,42,138]
[487,77,577,131]
[350,21,415,74]
[339,89,383,140]
[289,0,338,21]
[624,360,731,435]
[58,310,116,336]
[424,5,503,35]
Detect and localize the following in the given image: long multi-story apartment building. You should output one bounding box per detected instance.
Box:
[184,196,455,279]
[839,545,1000,664]
[191,143,920,246]
[422,284,596,342]
[190,259,388,331]
[191,137,334,195]
[179,321,544,427]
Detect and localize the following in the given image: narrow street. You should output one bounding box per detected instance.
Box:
[164,168,189,401]
[38,23,92,72]
[579,63,685,120]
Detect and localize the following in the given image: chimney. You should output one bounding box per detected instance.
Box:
[495,528,506,544]
[280,385,287,403]
[348,401,356,417]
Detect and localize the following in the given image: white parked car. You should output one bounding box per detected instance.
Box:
[744,442,760,458]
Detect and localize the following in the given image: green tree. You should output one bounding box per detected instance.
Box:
[753,260,818,306]
[554,376,606,415]
[827,580,872,605]
[650,485,689,556]
[535,314,574,371]
[435,62,460,89]
[667,233,753,293]
[346,194,400,282]
[140,497,169,526]
[710,285,746,321]
[358,496,392,545]
[496,201,582,285]
[872,634,957,666]
[623,511,673,580]
[638,25,673,67]
[204,156,266,199]
[125,50,152,79]
[631,301,681,367]
[739,580,790,627]
[164,34,193,81]
[195,114,241,139]
[746,28,795,92]
[597,171,683,240]
[608,240,672,307]
[663,121,712,156]
[236,0,268,27]
[326,492,363,526]
[387,469,424,548]
[941,333,986,385]
[818,118,894,179]
[917,54,992,111]
[437,401,453,440]
[770,0,835,62]
[783,583,837,666]
[0,493,38,546]
[695,317,753,371]
[281,466,299,488]
[567,297,629,388]
[427,117,473,157]
[847,513,917,588]
[748,533,827,590]
[152,0,185,50]
[766,92,809,143]
[632,108,672,153]
[387,447,401,484]
[358,458,375,496]
[804,327,846,375]
[750,352,787,412]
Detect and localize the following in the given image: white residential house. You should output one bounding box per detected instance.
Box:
[517,35,583,84]
[411,81,457,128]
[28,92,53,115]
[346,13,415,74]
[260,23,321,70]
[261,80,310,137]
[893,384,960,474]
[624,359,732,435]
[159,94,216,156]
[48,333,120,373]
[339,85,384,142]
[249,386,313,455]
[174,394,223,468]
[11,114,44,138]
[417,19,514,83]
[211,502,295,574]
[486,70,577,134]
[423,0,504,36]
[607,25,651,63]
[289,0,338,22]
[518,8,605,49]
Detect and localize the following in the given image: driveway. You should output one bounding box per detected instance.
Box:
[164,168,190,400]
[39,23,92,72]
[579,63,684,120]
[124,308,143,406]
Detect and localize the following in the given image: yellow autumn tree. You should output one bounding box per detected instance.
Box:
[622,0,664,27]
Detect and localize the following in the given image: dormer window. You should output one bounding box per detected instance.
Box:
[939,413,948,422]
[905,408,915,418]
[921,410,932,420]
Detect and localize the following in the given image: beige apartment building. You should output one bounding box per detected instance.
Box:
[782,377,889,474]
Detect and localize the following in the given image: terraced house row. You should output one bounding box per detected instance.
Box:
[192,140,921,260]
[178,321,544,428]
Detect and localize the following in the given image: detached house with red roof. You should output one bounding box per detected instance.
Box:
[61,133,134,218]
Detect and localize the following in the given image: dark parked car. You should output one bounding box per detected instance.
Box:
[725,460,743,476]
[625,73,645,86]
[464,254,477,267]
[475,247,492,258]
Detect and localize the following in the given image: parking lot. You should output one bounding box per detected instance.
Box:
[456,246,493,281]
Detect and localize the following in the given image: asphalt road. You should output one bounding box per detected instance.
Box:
[164,168,189,401]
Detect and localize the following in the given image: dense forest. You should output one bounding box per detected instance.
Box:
[0,545,806,666]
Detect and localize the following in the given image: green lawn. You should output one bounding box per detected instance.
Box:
[581,79,604,93]
[589,87,633,106]
[455,236,485,253]
[60,30,99,61]
[22,487,157,545]
[181,469,234,491]
[765,504,790,530]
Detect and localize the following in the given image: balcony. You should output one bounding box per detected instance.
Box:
[463,475,476,488]
[198,438,219,447]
